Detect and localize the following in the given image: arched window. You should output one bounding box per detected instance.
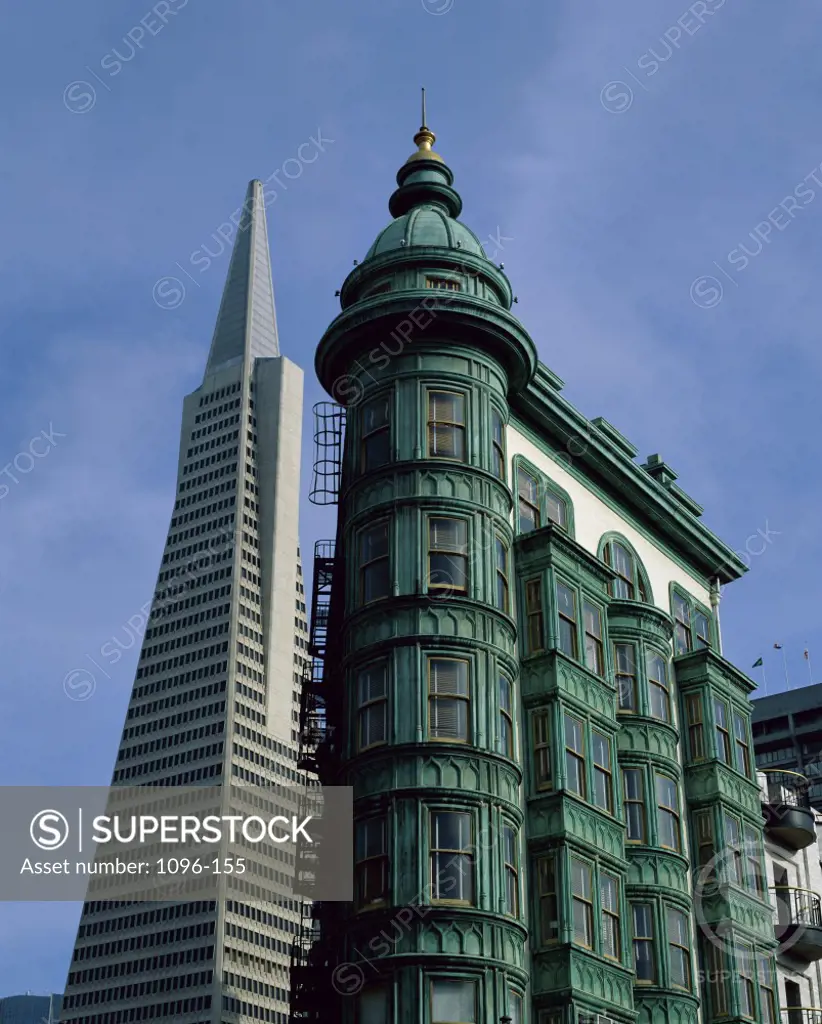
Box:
[600,536,652,603]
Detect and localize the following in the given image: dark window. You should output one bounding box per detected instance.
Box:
[355,817,388,908]
[714,699,732,763]
[615,643,637,712]
[571,857,593,947]
[533,711,552,791]
[425,277,461,291]
[647,651,671,722]
[556,582,577,658]
[724,813,744,885]
[545,488,568,529]
[498,676,514,759]
[427,517,468,595]
[525,579,544,653]
[623,767,645,842]
[359,522,389,604]
[734,712,752,776]
[491,408,505,481]
[685,693,705,760]
[517,467,540,533]
[668,908,691,989]
[583,601,604,676]
[494,535,509,613]
[503,823,519,917]
[656,774,680,851]
[757,954,776,1024]
[739,943,755,1018]
[564,714,585,797]
[673,592,692,654]
[632,903,655,982]
[592,731,612,813]
[537,855,559,945]
[361,395,390,472]
[430,811,474,904]
[608,540,635,599]
[357,663,387,750]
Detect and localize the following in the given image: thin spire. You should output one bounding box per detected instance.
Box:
[406,88,442,164]
[203,179,280,379]
[421,86,427,130]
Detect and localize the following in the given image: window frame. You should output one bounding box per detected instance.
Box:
[632,901,656,984]
[667,906,692,991]
[355,815,389,910]
[532,710,552,792]
[498,674,514,760]
[655,773,681,852]
[429,977,477,1024]
[564,713,586,798]
[494,533,510,614]
[570,855,594,949]
[600,535,651,603]
[429,809,475,906]
[583,599,605,677]
[757,952,776,1024]
[685,692,706,761]
[734,711,752,777]
[502,821,519,918]
[591,730,613,814]
[356,661,388,752]
[490,406,506,482]
[670,585,713,655]
[360,392,391,473]
[513,457,572,535]
[600,870,621,962]
[427,389,467,462]
[358,519,390,605]
[427,656,470,744]
[536,854,559,946]
[555,580,578,659]
[516,464,541,534]
[615,642,638,713]
[622,766,646,843]
[724,812,744,886]
[738,941,755,1019]
[713,697,733,765]
[427,515,469,596]
[646,648,672,723]
[524,578,544,654]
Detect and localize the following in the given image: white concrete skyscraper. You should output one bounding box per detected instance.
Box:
[60,180,309,1024]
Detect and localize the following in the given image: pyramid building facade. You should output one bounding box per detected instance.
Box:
[60,181,309,1024]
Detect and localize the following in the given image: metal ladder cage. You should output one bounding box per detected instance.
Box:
[308,402,345,506]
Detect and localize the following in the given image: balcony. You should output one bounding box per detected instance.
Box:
[782,1010,822,1024]
[773,887,822,960]
[759,769,816,849]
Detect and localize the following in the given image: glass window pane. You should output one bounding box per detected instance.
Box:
[359,987,388,1024]
[545,490,567,528]
[556,583,575,618]
[431,979,476,1023]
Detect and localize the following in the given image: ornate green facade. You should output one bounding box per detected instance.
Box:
[293,116,774,1024]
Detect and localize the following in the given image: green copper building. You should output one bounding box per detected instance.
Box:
[292,114,781,1024]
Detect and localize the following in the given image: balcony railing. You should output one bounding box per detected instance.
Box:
[759,769,816,850]
[782,1009,822,1024]
[772,887,822,960]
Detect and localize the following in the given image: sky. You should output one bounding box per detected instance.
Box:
[1,0,821,997]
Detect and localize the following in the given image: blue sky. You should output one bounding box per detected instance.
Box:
[2,0,821,997]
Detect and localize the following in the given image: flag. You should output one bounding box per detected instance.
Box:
[804,649,809,660]
[752,657,763,668]
[774,643,783,649]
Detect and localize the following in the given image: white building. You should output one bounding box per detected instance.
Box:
[60,180,308,1024]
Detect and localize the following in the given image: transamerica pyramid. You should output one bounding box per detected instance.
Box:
[60,180,310,1024]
